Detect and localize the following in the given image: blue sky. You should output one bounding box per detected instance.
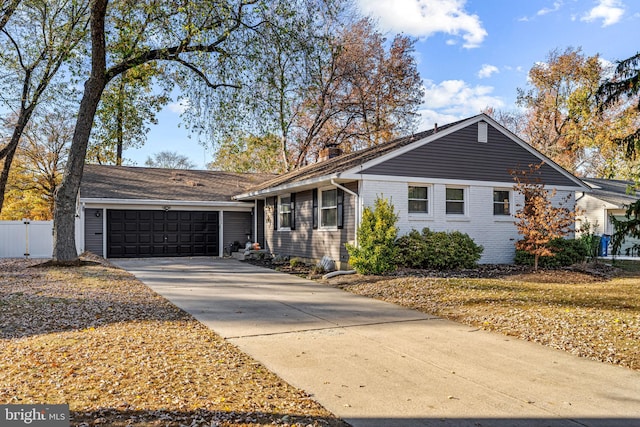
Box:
[129,0,640,169]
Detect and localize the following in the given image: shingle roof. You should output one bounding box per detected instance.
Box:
[582,178,640,208]
[80,164,275,202]
[247,118,468,193]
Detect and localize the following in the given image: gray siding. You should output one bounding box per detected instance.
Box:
[361,122,577,187]
[264,182,357,266]
[223,211,253,249]
[84,208,104,256]
[256,199,265,247]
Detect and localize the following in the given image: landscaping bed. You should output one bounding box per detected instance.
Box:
[0,257,347,427]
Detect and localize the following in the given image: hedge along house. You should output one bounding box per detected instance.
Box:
[234,114,589,266]
[77,165,274,258]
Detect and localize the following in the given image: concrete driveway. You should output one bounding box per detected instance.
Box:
[113,257,640,427]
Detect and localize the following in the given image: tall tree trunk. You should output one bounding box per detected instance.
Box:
[52,0,108,262]
[115,74,124,165]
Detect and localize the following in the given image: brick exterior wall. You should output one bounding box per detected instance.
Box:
[360,179,576,264]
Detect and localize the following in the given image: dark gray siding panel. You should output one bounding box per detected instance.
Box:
[361,122,577,187]
[256,199,265,247]
[84,208,104,257]
[223,211,252,249]
[264,183,357,266]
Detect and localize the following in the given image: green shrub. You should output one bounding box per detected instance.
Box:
[289,257,304,268]
[396,228,483,270]
[346,197,399,275]
[514,238,588,267]
[395,230,429,268]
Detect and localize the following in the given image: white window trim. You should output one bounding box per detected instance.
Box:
[319,187,338,230]
[408,183,433,219]
[278,194,292,231]
[493,188,512,219]
[445,186,468,217]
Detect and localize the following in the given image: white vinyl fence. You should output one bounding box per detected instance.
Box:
[0,220,53,258]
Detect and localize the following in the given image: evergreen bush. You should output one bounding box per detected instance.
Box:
[346,197,399,275]
[514,238,588,267]
[396,228,483,270]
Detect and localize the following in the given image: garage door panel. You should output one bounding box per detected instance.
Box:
[138,245,152,255]
[107,210,219,258]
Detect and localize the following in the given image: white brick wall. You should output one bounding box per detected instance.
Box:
[360,180,576,264]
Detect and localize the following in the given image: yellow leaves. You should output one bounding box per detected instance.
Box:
[1,259,344,427]
[334,268,640,370]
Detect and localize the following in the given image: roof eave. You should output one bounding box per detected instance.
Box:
[79,197,253,208]
[234,174,351,200]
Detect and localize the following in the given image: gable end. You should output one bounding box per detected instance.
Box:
[359,121,578,187]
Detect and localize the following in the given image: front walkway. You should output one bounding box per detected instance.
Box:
[113,257,640,427]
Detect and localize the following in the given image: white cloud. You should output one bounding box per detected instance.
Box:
[477,64,499,79]
[167,99,190,114]
[418,79,505,127]
[537,1,563,16]
[581,0,625,27]
[357,0,487,48]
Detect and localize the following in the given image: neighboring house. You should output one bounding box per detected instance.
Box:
[234,114,588,266]
[77,114,587,265]
[577,178,640,256]
[77,165,274,258]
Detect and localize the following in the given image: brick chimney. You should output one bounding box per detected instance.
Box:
[318,146,343,162]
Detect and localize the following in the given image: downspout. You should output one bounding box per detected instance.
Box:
[330,178,360,247]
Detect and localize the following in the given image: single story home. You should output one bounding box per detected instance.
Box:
[577,178,640,256]
[78,114,588,266]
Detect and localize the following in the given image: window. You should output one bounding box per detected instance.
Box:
[493,190,510,215]
[478,121,488,143]
[408,186,429,213]
[445,188,465,215]
[279,194,292,229]
[321,189,338,227]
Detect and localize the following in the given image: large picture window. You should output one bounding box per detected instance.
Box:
[408,186,429,213]
[493,190,510,215]
[445,188,465,215]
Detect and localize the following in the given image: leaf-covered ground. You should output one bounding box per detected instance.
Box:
[0,258,347,427]
[325,267,640,370]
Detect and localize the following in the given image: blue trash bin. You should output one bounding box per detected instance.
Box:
[599,234,611,256]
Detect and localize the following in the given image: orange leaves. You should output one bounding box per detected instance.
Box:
[0,258,346,427]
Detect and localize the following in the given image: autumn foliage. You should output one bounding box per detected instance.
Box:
[511,163,577,270]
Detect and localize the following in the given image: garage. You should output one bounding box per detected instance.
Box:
[107,209,219,258]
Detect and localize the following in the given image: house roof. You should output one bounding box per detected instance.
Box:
[581,178,640,208]
[239,118,467,195]
[236,114,586,199]
[80,164,275,202]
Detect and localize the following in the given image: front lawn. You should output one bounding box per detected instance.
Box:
[325,267,640,370]
[0,258,347,427]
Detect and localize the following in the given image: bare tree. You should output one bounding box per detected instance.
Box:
[145,151,196,169]
[0,0,88,214]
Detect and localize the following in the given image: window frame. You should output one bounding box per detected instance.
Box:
[278,194,293,230]
[408,184,430,215]
[493,189,511,216]
[319,188,339,229]
[445,187,466,216]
